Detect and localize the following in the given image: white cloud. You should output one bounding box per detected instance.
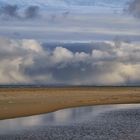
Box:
[75,52,89,62]
[52,47,74,64]
[0,37,140,85]
[0,37,42,84]
[22,39,43,53]
[92,49,110,60]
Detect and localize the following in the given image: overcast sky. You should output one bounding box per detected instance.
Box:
[0,0,140,85]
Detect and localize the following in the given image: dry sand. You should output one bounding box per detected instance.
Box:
[0,87,140,120]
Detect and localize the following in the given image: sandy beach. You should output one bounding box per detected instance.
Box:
[0,87,140,120]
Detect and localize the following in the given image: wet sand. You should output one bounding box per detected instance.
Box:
[0,87,140,120]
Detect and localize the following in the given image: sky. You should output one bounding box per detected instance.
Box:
[0,0,140,85]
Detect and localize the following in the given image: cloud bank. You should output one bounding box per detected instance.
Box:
[0,37,140,85]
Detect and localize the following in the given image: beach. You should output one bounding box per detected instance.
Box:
[0,87,140,120]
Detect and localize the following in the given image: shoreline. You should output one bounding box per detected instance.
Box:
[0,87,140,120]
[1,107,140,140]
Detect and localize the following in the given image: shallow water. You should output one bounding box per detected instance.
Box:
[0,104,140,139]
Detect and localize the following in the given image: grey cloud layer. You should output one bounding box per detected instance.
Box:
[0,3,71,20]
[24,6,40,19]
[0,4,19,18]
[127,0,140,18]
[0,4,40,19]
[0,37,140,85]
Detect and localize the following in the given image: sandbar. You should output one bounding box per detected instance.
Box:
[0,87,140,120]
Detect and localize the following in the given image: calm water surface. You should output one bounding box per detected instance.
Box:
[0,104,140,135]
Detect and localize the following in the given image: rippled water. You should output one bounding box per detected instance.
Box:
[0,104,140,139]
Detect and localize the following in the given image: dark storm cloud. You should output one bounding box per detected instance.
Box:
[24,6,40,19]
[127,0,140,18]
[0,4,19,18]
[0,4,40,19]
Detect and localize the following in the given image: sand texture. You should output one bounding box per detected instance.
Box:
[0,87,140,120]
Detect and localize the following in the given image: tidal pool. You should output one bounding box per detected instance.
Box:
[0,104,140,140]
